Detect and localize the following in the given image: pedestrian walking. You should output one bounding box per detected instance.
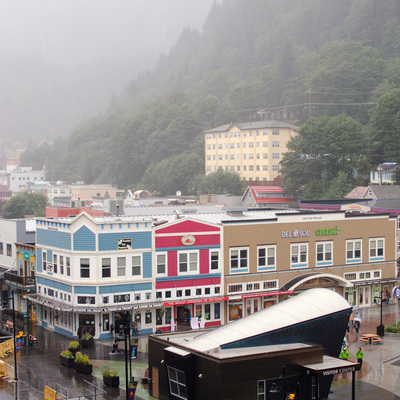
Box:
[339,346,350,360]
[356,347,364,368]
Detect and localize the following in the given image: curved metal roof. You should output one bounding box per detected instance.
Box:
[189,288,351,352]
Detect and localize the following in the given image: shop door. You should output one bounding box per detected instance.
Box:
[152,367,159,398]
[176,305,191,330]
[78,314,95,338]
[246,298,259,316]
[358,286,371,306]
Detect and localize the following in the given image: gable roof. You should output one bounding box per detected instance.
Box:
[367,185,400,200]
[243,185,295,204]
[345,186,368,199]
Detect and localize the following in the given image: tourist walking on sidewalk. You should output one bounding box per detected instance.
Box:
[356,347,364,367]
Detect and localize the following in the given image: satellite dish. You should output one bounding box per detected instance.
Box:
[176,191,182,196]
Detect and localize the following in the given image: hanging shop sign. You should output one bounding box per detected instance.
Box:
[393,286,400,299]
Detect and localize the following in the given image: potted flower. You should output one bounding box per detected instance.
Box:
[102,367,120,387]
[60,350,75,368]
[68,340,80,356]
[81,333,93,348]
[74,352,92,374]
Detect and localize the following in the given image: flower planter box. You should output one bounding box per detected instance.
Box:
[60,355,75,368]
[69,347,80,357]
[74,362,93,374]
[81,337,93,348]
[103,375,120,387]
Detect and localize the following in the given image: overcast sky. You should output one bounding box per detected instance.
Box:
[0,0,215,144]
[0,0,214,68]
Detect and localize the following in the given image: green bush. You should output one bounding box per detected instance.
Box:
[384,322,400,333]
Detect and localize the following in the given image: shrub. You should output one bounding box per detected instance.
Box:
[69,341,80,349]
[385,323,400,333]
[60,350,74,358]
[75,352,90,365]
[102,367,119,377]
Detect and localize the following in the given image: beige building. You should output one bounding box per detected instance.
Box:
[222,211,398,322]
[204,121,299,182]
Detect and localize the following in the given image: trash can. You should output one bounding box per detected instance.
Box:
[377,324,385,337]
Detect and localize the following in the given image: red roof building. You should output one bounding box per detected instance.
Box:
[242,186,296,209]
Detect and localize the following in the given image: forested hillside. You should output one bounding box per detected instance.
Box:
[21,0,400,196]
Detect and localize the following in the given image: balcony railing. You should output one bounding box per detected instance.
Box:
[3,271,36,290]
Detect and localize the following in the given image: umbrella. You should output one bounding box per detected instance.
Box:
[352,305,359,311]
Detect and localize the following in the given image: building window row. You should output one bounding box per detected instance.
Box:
[156,286,221,300]
[229,238,385,272]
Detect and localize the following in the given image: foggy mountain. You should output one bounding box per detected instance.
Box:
[0,0,214,145]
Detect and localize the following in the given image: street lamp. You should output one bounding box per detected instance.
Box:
[374,290,385,336]
[111,322,136,400]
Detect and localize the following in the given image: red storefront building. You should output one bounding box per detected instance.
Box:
[154,217,225,332]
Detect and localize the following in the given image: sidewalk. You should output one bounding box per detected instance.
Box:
[330,304,400,399]
[0,304,399,399]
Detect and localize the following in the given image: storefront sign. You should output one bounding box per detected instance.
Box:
[242,290,294,299]
[315,227,341,236]
[24,252,30,260]
[118,238,132,250]
[322,366,357,376]
[281,229,309,238]
[164,296,228,306]
[393,286,400,299]
[181,235,196,246]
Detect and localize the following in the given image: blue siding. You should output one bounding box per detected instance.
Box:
[73,226,96,251]
[99,282,152,294]
[143,252,152,279]
[74,286,97,295]
[47,250,53,261]
[36,276,72,292]
[98,231,151,251]
[37,249,42,272]
[36,228,71,250]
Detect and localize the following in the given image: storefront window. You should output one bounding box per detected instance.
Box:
[103,314,110,331]
[214,303,220,319]
[228,299,243,321]
[145,312,152,324]
[195,305,202,318]
[204,304,210,320]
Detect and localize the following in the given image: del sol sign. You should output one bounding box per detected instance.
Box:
[281,229,309,238]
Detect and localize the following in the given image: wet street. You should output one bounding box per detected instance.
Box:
[0,303,399,399]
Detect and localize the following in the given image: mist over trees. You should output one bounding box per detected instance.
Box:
[19,0,400,197]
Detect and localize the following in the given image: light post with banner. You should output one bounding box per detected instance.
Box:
[393,286,400,326]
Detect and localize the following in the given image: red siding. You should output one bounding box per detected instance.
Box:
[167,252,177,276]
[199,249,209,274]
[156,277,221,289]
[156,233,220,249]
[156,219,220,234]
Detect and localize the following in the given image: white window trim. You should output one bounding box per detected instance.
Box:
[290,243,308,269]
[178,250,199,275]
[257,245,276,271]
[369,237,384,262]
[229,247,249,273]
[346,239,362,264]
[316,241,333,266]
[167,367,188,400]
[156,252,167,276]
[209,249,220,271]
[131,254,142,277]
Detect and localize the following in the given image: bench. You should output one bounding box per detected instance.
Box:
[371,337,382,343]
[141,368,149,383]
[359,337,370,343]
